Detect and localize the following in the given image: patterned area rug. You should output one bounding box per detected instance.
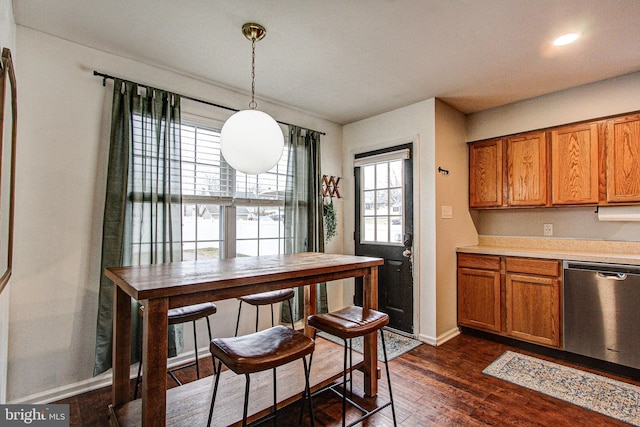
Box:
[318,328,422,361]
[484,351,640,426]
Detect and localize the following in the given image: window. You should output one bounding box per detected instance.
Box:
[180,120,289,260]
[355,150,409,244]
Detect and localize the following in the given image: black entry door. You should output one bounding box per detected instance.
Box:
[354,144,414,334]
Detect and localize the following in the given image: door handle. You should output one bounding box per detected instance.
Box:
[402,249,412,258]
[597,272,627,280]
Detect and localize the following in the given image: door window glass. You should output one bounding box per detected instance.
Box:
[359,158,404,244]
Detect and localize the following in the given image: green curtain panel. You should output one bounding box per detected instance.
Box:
[94,79,183,376]
[282,126,327,324]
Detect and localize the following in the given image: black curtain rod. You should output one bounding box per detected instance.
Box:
[93,70,326,135]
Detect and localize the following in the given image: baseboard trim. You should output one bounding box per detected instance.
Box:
[436,326,461,345]
[418,326,460,347]
[9,348,207,404]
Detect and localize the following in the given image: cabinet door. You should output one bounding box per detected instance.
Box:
[458,267,501,332]
[606,114,640,203]
[551,123,599,205]
[505,273,560,347]
[507,132,548,206]
[469,140,503,208]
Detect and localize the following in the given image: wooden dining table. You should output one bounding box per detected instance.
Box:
[105,252,384,427]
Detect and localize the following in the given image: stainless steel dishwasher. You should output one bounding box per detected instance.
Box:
[564,260,640,369]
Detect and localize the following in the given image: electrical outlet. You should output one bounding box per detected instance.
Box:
[543,223,553,236]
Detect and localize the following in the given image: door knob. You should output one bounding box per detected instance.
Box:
[402,249,412,258]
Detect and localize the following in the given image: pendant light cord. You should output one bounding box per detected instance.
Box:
[249,37,258,109]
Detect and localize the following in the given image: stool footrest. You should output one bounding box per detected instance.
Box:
[313,381,392,427]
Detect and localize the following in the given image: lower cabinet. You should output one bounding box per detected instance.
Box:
[457,253,562,348]
[457,254,501,332]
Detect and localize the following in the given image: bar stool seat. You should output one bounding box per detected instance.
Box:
[235,288,296,336]
[207,325,315,427]
[135,302,217,399]
[167,302,218,325]
[239,289,295,306]
[307,305,389,339]
[308,306,397,427]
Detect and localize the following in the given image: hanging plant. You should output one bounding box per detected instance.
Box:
[323,200,338,243]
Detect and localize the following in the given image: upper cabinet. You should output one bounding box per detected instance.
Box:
[606,114,640,203]
[469,139,503,208]
[507,132,548,206]
[469,110,640,209]
[551,123,599,205]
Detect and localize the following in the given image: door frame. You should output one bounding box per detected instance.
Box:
[348,136,420,338]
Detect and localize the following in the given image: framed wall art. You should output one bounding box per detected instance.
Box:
[0,47,16,294]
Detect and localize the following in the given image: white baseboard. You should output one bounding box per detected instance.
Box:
[436,326,461,345]
[418,326,460,347]
[9,348,207,405]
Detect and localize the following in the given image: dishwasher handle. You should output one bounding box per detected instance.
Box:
[597,272,627,280]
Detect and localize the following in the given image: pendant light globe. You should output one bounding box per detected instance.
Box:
[220,109,284,175]
[220,22,284,175]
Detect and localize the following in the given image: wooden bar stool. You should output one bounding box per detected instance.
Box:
[134,302,217,399]
[308,306,397,427]
[234,288,295,336]
[207,325,315,427]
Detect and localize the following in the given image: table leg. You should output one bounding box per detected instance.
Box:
[112,285,131,407]
[363,267,379,397]
[142,298,168,427]
[303,283,317,337]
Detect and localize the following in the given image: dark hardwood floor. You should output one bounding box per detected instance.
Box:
[56,333,639,426]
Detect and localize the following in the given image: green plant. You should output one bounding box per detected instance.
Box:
[323,201,337,243]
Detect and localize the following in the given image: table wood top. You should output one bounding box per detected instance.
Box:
[105,252,383,301]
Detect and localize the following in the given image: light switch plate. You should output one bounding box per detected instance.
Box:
[441,205,453,219]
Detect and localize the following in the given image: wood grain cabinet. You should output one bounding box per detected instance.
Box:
[469,111,640,209]
[507,132,548,206]
[504,257,561,347]
[457,254,501,332]
[606,113,640,203]
[551,123,599,205]
[469,139,504,208]
[457,254,563,349]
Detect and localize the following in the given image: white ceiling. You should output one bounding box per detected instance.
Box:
[13,0,640,124]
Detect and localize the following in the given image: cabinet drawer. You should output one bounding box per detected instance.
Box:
[505,257,559,277]
[458,253,501,271]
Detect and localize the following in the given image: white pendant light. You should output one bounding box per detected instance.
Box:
[220,23,284,175]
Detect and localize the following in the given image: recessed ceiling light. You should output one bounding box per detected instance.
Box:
[553,33,580,46]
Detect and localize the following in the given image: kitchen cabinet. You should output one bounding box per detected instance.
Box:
[469,139,503,208]
[468,131,549,208]
[507,131,548,206]
[606,113,640,203]
[504,257,561,347]
[551,123,599,205]
[457,254,501,332]
[468,111,640,209]
[457,253,562,349]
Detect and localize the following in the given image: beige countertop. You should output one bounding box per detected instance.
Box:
[456,236,640,266]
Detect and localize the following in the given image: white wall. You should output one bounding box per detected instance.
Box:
[0,0,15,404]
[434,100,477,339]
[343,99,439,343]
[9,26,342,403]
[467,71,640,141]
